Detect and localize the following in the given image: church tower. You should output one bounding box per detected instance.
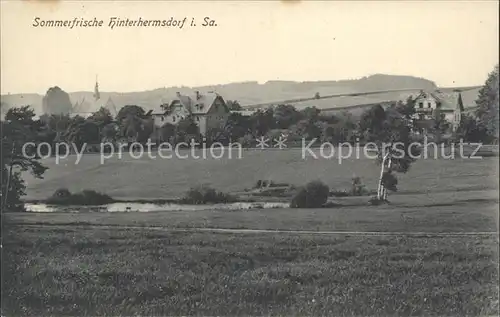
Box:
[453,91,465,132]
[93,75,100,101]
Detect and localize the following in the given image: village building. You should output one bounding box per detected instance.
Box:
[230,109,257,117]
[71,79,118,118]
[152,91,230,136]
[410,88,479,134]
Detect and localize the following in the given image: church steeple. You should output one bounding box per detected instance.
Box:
[93,75,100,101]
[457,91,465,112]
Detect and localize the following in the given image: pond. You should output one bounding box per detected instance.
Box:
[24,201,290,213]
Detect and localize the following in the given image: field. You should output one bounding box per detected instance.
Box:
[3,202,499,316]
[3,151,499,316]
[23,148,499,201]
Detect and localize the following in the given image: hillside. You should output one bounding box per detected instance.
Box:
[1,74,437,115]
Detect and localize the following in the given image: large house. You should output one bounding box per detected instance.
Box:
[410,88,479,133]
[152,91,230,136]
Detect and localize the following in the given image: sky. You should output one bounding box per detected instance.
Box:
[1,0,498,94]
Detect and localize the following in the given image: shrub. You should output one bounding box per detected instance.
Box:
[381,172,398,192]
[254,179,290,189]
[182,185,237,205]
[46,189,114,206]
[52,188,72,199]
[369,196,389,205]
[290,180,329,208]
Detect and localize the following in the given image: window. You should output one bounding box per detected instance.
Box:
[161,116,164,122]
[419,102,423,108]
[173,116,176,122]
[196,117,200,122]
[427,102,432,108]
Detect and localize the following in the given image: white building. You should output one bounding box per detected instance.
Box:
[411,88,479,133]
[151,91,230,136]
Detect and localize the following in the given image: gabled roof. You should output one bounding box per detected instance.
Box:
[191,93,223,114]
[71,96,117,117]
[413,87,480,111]
[167,92,228,115]
[104,97,117,117]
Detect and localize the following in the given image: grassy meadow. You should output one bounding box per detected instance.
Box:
[3,150,499,315]
[23,148,499,201]
[3,208,499,316]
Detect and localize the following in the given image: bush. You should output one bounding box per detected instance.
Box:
[329,177,374,197]
[52,188,72,199]
[253,179,291,189]
[381,172,398,192]
[181,185,237,205]
[368,196,389,205]
[290,180,329,208]
[46,189,114,206]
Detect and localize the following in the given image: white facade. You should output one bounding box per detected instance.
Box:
[152,92,230,137]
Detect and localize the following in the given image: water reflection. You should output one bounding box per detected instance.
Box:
[25,201,289,213]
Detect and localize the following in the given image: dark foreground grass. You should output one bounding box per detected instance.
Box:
[2,225,499,316]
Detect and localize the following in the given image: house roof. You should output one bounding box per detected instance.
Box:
[166,92,228,115]
[413,87,480,111]
[191,93,220,114]
[72,96,117,117]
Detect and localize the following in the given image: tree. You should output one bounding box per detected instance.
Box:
[88,107,113,127]
[116,105,146,124]
[250,108,275,136]
[39,113,73,133]
[292,118,322,140]
[224,113,252,140]
[64,117,100,148]
[454,115,489,143]
[475,64,499,142]
[358,104,387,142]
[116,105,154,143]
[175,116,200,143]
[42,86,72,115]
[395,96,416,121]
[1,106,48,211]
[430,107,450,144]
[160,122,176,143]
[273,104,301,129]
[300,106,321,121]
[369,107,420,202]
[226,100,242,111]
[100,122,120,143]
[329,112,357,143]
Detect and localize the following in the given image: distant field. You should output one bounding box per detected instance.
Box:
[23,148,499,201]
